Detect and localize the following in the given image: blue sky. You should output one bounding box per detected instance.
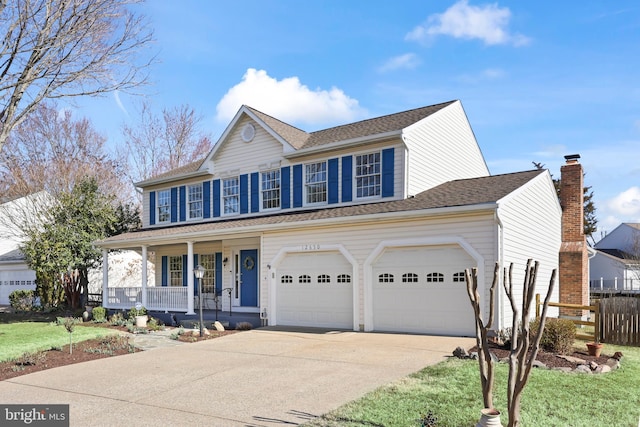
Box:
[70,0,640,238]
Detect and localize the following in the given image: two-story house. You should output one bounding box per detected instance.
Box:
[96,100,563,336]
[590,223,640,291]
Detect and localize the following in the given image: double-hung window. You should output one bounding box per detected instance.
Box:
[261,170,280,210]
[305,161,327,204]
[355,152,381,198]
[157,189,171,223]
[188,184,203,220]
[169,256,182,287]
[223,177,239,215]
[198,254,216,293]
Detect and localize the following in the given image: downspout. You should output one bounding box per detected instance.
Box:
[495,208,504,331]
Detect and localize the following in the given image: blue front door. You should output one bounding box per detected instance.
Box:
[240,249,258,307]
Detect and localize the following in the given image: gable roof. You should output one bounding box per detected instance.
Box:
[595,248,640,265]
[97,169,545,248]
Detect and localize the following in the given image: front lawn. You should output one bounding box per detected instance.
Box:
[0,321,118,362]
[306,342,640,427]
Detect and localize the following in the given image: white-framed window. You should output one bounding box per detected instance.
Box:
[337,274,351,283]
[402,273,419,283]
[188,184,203,220]
[261,169,280,210]
[299,274,311,284]
[355,152,381,198]
[157,189,171,223]
[281,275,293,284]
[453,272,465,282]
[169,256,183,287]
[318,274,331,283]
[199,254,215,293]
[223,177,239,215]
[305,161,327,204]
[426,272,444,283]
[378,273,394,283]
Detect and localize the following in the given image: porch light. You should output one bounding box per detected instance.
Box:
[194,265,205,337]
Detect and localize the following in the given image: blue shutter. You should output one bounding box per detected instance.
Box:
[293,164,303,207]
[281,166,291,209]
[182,255,188,287]
[179,185,186,221]
[161,256,168,287]
[193,254,199,295]
[382,148,395,197]
[170,187,178,222]
[203,181,211,218]
[213,179,221,217]
[251,172,259,213]
[328,158,339,204]
[149,191,156,225]
[215,253,223,295]
[341,156,353,202]
[240,174,249,214]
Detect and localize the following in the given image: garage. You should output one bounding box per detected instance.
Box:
[276,251,354,329]
[371,244,476,336]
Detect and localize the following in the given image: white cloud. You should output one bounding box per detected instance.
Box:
[215,69,366,126]
[406,0,530,46]
[379,53,421,73]
[606,187,640,218]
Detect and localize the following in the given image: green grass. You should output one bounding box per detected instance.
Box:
[0,322,118,362]
[306,342,640,427]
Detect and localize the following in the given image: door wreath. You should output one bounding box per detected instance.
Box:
[243,256,255,270]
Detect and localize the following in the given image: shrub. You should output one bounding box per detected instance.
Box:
[530,317,576,355]
[108,312,127,326]
[9,289,35,311]
[147,317,164,331]
[128,305,147,320]
[92,306,107,323]
[235,321,253,331]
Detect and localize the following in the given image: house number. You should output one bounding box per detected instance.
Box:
[302,244,321,251]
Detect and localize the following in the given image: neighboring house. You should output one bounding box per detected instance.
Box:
[590,223,640,291]
[95,100,567,336]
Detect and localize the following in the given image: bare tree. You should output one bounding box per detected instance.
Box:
[120,102,213,190]
[0,0,154,153]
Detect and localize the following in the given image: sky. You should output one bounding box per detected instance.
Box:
[69,0,640,239]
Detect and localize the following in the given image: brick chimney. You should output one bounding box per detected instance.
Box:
[558,154,589,318]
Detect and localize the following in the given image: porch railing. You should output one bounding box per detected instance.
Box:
[106,287,189,312]
[590,278,640,292]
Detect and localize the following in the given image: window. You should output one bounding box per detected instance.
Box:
[402,273,419,283]
[188,184,203,220]
[378,273,394,283]
[355,152,381,198]
[426,272,444,283]
[337,274,351,283]
[281,275,293,284]
[169,256,183,287]
[453,272,465,282]
[298,274,311,284]
[157,190,171,223]
[318,274,331,283]
[261,170,280,210]
[199,254,215,293]
[223,177,239,214]
[305,161,327,204]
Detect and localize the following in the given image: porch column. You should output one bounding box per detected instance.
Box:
[186,241,195,315]
[141,246,148,308]
[102,249,109,308]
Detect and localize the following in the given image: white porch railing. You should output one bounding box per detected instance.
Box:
[590,278,640,292]
[107,287,189,312]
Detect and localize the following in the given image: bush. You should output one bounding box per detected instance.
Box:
[9,289,35,311]
[147,317,164,331]
[92,306,107,322]
[128,305,147,320]
[530,317,576,355]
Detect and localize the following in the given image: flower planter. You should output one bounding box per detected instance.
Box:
[476,408,503,427]
[135,315,148,328]
[586,342,603,357]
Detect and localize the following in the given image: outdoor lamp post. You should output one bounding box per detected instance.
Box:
[194,265,205,337]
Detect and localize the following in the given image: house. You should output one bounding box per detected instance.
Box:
[95,100,565,336]
[590,223,640,291]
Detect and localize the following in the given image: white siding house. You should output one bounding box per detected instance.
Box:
[590,223,640,291]
[96,100,564,336]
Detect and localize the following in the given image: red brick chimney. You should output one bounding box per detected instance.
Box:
[559,154,589,318]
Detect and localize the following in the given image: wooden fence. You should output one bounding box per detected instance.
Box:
[599,297,640,346]
[535,294,598,342]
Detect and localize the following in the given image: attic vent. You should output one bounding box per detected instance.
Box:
[241,123,255,142]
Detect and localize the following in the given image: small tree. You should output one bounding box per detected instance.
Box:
[63,317,76,354]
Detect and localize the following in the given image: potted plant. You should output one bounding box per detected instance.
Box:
[129,303,148,328]
[586,340,603,357]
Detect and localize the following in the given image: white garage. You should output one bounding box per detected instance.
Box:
[371,244,476,336]
[276,251,354,329]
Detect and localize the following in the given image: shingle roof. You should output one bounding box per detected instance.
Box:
[0,248,25,262]
[596,248,640,265]
[98,169,545,246]
[245,106,309,149]
[141,158,207,183]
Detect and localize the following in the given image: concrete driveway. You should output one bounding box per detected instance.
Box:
[0,328,474,426]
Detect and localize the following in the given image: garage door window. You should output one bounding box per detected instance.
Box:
[299,275,311,284]
[318,274,331,283]
[426,272,444,283]
[402,273,419,283]
[337,274,351,283]
[280,275,293,284]
[453,272,465,282]
[378,273,394,283]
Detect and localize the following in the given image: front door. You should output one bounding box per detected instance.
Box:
[239,249,258,307]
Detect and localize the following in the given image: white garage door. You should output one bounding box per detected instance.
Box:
[276,251,353,329]
[372,245,475,336]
